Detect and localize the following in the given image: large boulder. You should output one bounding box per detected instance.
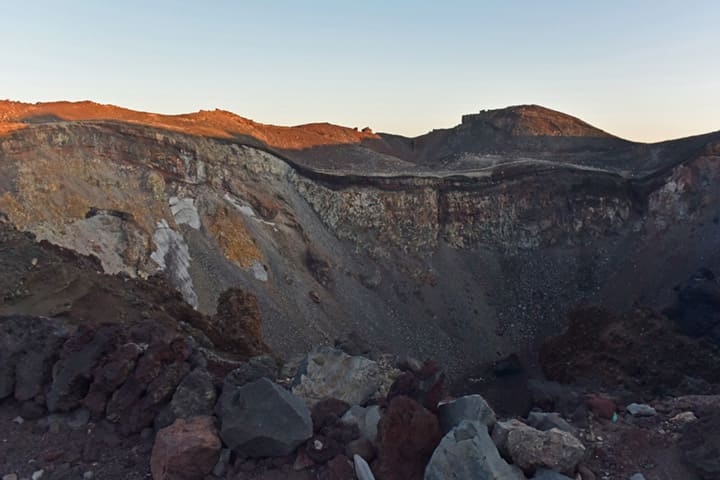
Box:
[292,347,382,406]
[424,420,524,480]
[438,395,496,434]
[492,420,585,475]
[491,419,529,458]
[374,396,441,480]
[219,377,312,457]
[0,315,68,402]
[151,416,221,480]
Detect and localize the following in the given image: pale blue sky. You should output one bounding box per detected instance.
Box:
[1,1,718,142]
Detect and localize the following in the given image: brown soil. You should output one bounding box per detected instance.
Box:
[0,400,152,480]
[539,306,720,399]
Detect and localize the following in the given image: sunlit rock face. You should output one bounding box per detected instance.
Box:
[1,101,719,377]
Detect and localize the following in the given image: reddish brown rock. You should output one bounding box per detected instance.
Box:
[104,335,192,435]
[322,455,356,480]
[206,288,270,358]
[151,416,221,480]
[312,398,351,433]
[374,395,441,480]
[585,395,616,420]
[387,361,446,412]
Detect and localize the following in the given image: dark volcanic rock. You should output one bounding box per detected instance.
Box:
[0,315,68,402]
[82,342,144,418]
[311,398,351,433]
[155,368,217,430]
[105,336,193,434]
[224,355,278,387]
[151,415,221,480]
[438,394,496,434]
[493,353,524,376]
[528,380,585,420]
[387,361,446,412]
[666,269,720,343]
[114,361,191,435]
[374,395,441,480]
[526,411,575,434]
[681,407,720,480]
[322,454,355,480]
[219,377,312,457]
[47,325,120,412]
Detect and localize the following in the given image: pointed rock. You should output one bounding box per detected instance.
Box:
[219,377,312,457]
[425,420,524,480]
[438,394,496,434]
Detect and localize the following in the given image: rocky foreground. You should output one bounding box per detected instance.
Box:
[1,214,720,480]
[1,224,719,480]
[2,308,720,480]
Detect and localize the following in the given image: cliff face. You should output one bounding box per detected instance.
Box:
[1,101,719,377]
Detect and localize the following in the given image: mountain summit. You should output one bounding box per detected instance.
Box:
[460,104,615,138]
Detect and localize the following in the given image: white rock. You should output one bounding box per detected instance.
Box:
[31,470,44,480]
[150,220,198,308]
[670,411,697,423]
[251,260,268,282]
[353,454,376,480]
[626,403,656,417]
[169,197,201,230]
